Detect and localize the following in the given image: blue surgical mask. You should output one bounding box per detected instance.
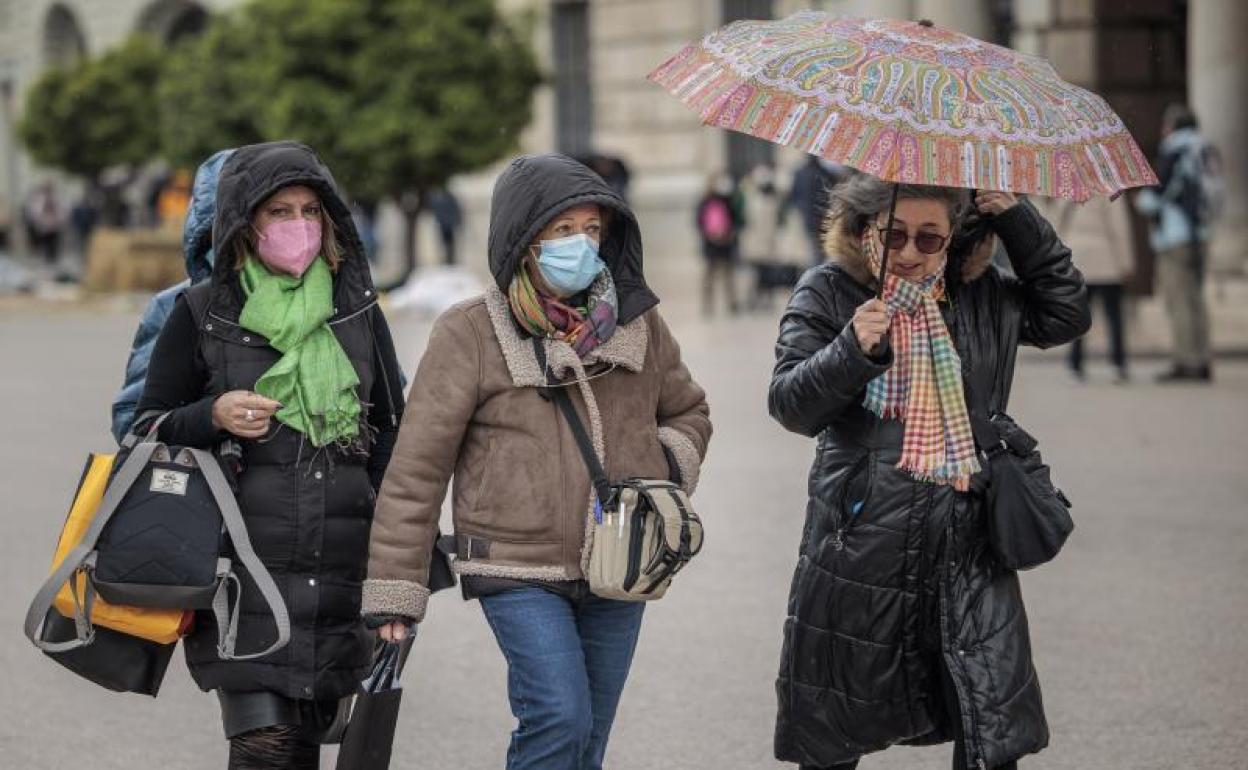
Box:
[535,233,605,295]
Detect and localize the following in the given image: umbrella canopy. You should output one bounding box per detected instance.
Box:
[648,12,1157,201]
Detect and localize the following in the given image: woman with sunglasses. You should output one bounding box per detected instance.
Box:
[769,173,1090,770]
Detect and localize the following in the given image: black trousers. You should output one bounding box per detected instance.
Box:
[797,662,1019,770]
[1069,283,1126,374]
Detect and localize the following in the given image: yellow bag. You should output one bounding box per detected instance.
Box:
[49,453,191,644]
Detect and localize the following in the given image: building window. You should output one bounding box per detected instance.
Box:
[43,4,88,68]
[553,1,592,158]
[721,0,775,179]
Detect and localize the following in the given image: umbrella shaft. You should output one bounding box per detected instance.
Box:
[877,182,901,299]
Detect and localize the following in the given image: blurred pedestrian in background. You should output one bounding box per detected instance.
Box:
[23,182,63,268]
[365,153,711,770]
[135,141,413,770]
[428,187,463,266]
[696,170,744,316]
[578,152,632,202]
[70,186,100,262]
[769,172,1089,770]
[156,168,193,228]
[1054,195,1134,382]
[1136,103,1223,383]
[781,155,847,267]
[740,163,782,263]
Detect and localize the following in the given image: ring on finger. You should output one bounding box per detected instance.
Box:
[245,409,254,422]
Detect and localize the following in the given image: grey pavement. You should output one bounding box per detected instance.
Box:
[1,273,1246,769]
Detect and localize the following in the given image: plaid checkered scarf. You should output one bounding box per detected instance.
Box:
[861,232,979,491]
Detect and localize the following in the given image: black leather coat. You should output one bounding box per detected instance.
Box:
[769,201,1090,769]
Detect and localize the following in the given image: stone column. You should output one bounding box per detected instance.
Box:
[1189,0,1248,272]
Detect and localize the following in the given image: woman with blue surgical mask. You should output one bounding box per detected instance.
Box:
[363,153,713,770]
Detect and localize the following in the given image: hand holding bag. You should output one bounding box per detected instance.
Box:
[335,637,411,770]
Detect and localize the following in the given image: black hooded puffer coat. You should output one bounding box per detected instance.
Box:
[770,200,1090,769]
[136,141,403,700]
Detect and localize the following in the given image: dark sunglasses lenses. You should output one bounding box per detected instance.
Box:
[878,228,947,254]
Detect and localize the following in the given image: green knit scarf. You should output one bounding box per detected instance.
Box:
[239,256,360,448]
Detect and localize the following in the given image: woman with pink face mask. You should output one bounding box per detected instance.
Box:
[133,142,445,769]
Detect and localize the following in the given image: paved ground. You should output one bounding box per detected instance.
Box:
[1,271,1246,769]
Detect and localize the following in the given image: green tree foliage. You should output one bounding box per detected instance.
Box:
[157,13,267,169]
[162,0,543,279]
[18,35,164,182]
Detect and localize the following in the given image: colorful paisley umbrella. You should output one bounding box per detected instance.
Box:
[649,11,1156,200]
[648,12,1159,285]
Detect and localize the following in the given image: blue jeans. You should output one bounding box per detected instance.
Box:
[480,587,645,770]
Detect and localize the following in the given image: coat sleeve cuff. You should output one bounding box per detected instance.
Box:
[361,578,431,623]
[658,426,702,495]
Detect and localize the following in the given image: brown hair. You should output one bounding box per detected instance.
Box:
[231,206,342,273]
[824,172,969,240]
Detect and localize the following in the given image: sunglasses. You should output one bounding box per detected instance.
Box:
[876,227,949,255]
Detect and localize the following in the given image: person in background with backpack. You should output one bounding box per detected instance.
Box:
[696,171,745,316]
[1136,103,1223,383]
[111,149,235,443]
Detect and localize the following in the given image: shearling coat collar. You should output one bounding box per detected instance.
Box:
[822,217,997,290]
[483,286,649,387]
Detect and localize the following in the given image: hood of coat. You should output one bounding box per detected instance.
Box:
[209,141,375,319]
[821,212,997,290]
[486,153,658,325]
[182,148,234,284]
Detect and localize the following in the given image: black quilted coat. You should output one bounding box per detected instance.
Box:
[136,142,401,701]
[769,201,1090,769]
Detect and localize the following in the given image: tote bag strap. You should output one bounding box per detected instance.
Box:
[24,441,161,651]
[190,448,291,661]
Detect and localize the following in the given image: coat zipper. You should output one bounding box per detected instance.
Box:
[832,450,875,551]
[940,510,987,770]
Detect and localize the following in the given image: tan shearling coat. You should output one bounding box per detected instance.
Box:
[362,287,711,621]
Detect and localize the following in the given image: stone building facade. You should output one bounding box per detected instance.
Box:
[1,0,1244,274]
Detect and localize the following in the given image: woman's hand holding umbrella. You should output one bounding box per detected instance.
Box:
[852,298,891,357]
[975,191,1019,217]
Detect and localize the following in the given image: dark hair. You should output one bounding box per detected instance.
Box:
[824,172,969,241]
[1163,103,1198,133]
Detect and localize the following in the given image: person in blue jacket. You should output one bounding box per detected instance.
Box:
[110,149,234,442]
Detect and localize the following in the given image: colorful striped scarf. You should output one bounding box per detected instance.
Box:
[508,265,619,357]
[861,233,979,491]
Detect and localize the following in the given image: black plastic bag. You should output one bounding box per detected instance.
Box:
[39,609,176,696]
[335,636,411,770]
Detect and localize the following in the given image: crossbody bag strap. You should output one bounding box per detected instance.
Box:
[24,441,161,651]
[367,307,400,429]
[190,448,291,661]
[531,337,613,507]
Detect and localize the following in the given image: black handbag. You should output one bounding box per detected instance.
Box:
[967,396,1074,571]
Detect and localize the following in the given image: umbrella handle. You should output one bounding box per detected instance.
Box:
[875,182,901,299]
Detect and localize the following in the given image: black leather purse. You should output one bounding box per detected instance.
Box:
[967,397,1074,571]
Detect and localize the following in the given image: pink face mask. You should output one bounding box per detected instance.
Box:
[256,218,322,276]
